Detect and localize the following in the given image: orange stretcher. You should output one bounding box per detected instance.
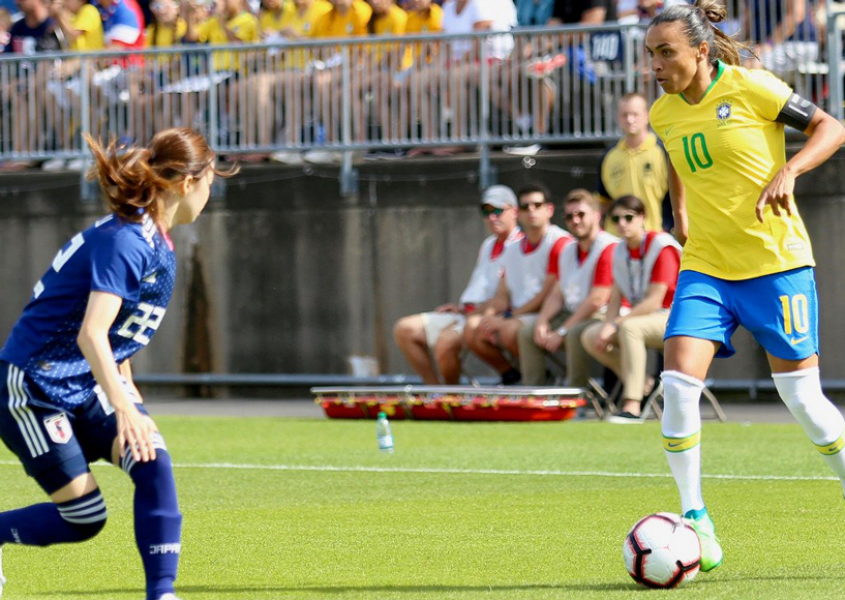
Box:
[311,386,588,422]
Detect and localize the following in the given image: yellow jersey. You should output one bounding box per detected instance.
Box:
[196,12,260,71]
[650,61,814,280]
[260,0,331,37]
[370,4,411,70]
[70,4,105,52]
[598,132,668,233]
[311,1,371,38]
[406,4,443,64]
[146,18,187,47]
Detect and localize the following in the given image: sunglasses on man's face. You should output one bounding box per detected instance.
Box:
[564,210,587,222]
[519,201,547,211]
[609,213,638,224]
[480,206,506,217]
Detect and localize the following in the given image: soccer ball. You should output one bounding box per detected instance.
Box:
[623,512,701,588]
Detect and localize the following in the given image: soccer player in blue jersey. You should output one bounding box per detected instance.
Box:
[645,0,845,573]
[0,128,235,600]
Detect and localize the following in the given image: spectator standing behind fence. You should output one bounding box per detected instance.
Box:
[362,0,410,146]
[40,0,104,173]
[51,0,104,51]
[307,0,371,159]
[527,189,617,387]
[264,0,332,165]
[393,185,522,384]
[743,0,818,79]
[2,0,62,169]
[597,93,670,235]
[93,0,145,51]
[468,183,571,386]
[146,0,186,48]
[399,0,443,156]
[581,195,681,423]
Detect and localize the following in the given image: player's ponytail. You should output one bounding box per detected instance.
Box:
[648,0,749,67]
[85,128,238,224]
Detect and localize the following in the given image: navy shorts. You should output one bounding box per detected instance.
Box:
[0,361,148,495]
[665,267,819,360]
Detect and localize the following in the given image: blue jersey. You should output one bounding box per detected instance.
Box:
[0,214,176,409]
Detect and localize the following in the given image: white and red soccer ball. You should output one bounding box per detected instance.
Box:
[623,512,701,588]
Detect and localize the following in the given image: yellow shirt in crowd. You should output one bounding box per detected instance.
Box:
[146,18,188,47]
[260,0,331,37]
[650,61,814,280]
[370,4,411,70]
[406,3,442,64]
[70,4,105,52]
[311,0,371,38]
[196,11,260,70]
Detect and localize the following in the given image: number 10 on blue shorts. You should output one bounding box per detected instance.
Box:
[665,266,819,360]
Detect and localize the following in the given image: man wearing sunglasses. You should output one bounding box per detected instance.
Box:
[393,185,522,384]
[468,183,572,386]
[525,189,618,387]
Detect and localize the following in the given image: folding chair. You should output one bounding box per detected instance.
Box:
[640,379,728,422]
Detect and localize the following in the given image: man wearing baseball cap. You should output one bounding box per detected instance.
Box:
[393,185,522,384]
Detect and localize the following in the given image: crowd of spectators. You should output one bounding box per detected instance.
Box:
[0,0,828,169]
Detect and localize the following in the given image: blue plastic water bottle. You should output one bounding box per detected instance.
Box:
[376,412,394,454]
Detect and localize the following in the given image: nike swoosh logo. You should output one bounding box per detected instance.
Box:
[664,125,675,137]
[790,336,809,345]
[667,441,684,448]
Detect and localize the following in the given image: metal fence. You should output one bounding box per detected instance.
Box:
[0,10,840,194]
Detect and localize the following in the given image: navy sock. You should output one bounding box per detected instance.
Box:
[124,442,182,600]
[0,489,107,546]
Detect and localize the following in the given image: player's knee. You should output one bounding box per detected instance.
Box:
[57,489,108,541]
[393,316,420,344]
[661,370,705,406]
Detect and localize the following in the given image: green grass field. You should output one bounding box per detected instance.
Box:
[2,415,844,600]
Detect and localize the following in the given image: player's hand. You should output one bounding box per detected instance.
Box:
[756,166,796,223]
[544,332,564,353]
[116,403,157,463]
[435,303,460,313]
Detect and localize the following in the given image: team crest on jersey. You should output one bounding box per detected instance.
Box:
[716,101,732,125]
[43,413,73,445]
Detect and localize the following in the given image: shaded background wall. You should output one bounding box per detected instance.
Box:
[1,147,844,386]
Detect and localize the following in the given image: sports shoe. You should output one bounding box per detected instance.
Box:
[156,594,182,600]
[684,508,723,572]
[606,411,644,424]
[1,545,6,598]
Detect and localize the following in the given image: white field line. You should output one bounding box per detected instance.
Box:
[0,459,835,482]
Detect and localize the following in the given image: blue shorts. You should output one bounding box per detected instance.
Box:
[0,361,148,495]
[665,267,819,360]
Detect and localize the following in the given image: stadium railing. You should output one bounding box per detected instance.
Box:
[0,13,837,195]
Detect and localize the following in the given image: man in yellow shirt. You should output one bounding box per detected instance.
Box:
[310,0,370,38]
[597,93,669,234]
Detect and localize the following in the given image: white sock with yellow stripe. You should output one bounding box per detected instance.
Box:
[661,371,706,514]
[773,367,845,494]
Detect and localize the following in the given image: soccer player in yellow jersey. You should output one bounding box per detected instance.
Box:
[645,0,845,574]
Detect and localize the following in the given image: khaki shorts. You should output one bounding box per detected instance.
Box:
[420,312,467,349]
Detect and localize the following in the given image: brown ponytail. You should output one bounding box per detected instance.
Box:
[85,128,238,224]
[649,0,750,67]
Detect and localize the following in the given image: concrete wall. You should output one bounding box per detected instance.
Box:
[1,147,844,384]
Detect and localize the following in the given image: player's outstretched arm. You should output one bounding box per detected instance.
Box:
[756,108,845,223]
[77,291,157,463]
